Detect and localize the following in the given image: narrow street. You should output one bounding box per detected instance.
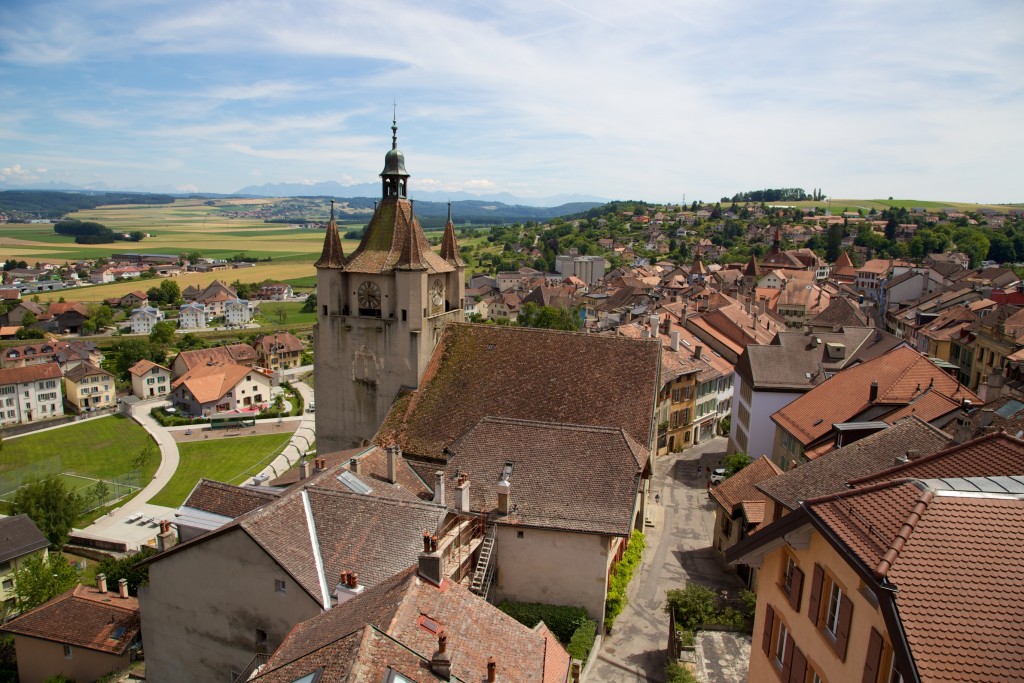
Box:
[589,436,747,682]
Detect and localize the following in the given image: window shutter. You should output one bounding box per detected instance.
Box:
[835,593,854,661]
[862,627,884,683]
[762,604,775,656]
[807,564,824,625]
[789,566,804,612]
[789,645,807,683]
[781,635,795,682]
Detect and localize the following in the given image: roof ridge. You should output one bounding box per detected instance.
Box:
[847,430,1019,486]
[872,487,934,579]
[475,415,626,435]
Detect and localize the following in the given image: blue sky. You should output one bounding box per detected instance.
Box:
[1,0,1021,203]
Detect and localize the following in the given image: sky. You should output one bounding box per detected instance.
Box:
[1,0,1022,204]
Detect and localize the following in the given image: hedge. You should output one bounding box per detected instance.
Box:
[567,618,597,662]
[605,530,646,628]
[497,601,589,643]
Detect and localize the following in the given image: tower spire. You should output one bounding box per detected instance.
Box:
[314,198,346,269]
[391,106,398,150]
[440,201,466,266]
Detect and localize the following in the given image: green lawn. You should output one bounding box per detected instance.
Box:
[0,415,157,484]
[257,300,317,326]
[147,432,292,507]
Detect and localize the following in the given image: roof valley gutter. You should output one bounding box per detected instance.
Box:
[301,488,331,610]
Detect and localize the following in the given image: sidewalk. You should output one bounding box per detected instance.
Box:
[253,380,315,482]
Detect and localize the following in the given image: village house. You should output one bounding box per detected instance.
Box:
[2,577,141,683]
[129,305,164,335]
[63,362,116,413]
[128,359,172,400]
[118,290,149,308]
[170,362,272,416]
[709,455,783,585]
[177,302,207,330]
[0,515,49,617]
[223,297,253,326]
[171,343,258,378]
[256,282,293,300]
[0,363,63,424]
[253,332,304,371]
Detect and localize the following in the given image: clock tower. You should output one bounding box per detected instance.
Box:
[313,119,466,452]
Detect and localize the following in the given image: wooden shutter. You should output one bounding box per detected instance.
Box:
[862,628,884,683]
[781,635,795,682]
[762,604,775,656]
[789,646,807,683]
[807,564,824,625]
[788,566,804,612]
[835,593,854,661]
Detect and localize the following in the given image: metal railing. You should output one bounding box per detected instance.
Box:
[233,653,271,683]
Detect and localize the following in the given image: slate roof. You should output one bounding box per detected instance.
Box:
[444,417,648,536]
[377,323,660,461]
[772,346,979,448]
[182,479,280,518]
[757,417,952,511]
[1,583,140,655]
[253,566,568,683]
[315,216,346,269]
[0,515,49,563]
[848,431,1024,488]
[0,362,62,385]
[709,456,782,515]
[344,196,454,275]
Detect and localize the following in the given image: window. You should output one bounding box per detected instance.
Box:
[255,628,268,654]
[721,515,733,538]
[275,579,286,593]
[825,582,843,636]
[808,564,853,661]
[63,644,72,659]
[1,579,12,591]
[0,561,9,573]
[779,553,804,611]
[774,620,788,667]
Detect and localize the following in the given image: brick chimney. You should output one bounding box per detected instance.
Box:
[433,471,445,505]
[386,445,400,484]
[335,570,365,604]
[487,656,497,683]
[869,380,879,402]
[299,456,309,480]
[118,578,129,599]
[97,573,107,594]
[430,631,452,680]
[156,520,176,552]
[497,479,511,515]
[418,531,443,586]
[694,345,703,360]
[454,474,470,513]
[313,457,326,474]
[349,457,360,474]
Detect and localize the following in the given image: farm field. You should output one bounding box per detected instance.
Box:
[147,432,293,507]
[743,198,1022,214]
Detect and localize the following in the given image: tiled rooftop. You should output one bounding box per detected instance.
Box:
[709,456,782,515]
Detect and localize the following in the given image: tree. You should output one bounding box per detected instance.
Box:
[113,339,167,380]
[95,547,157,597]
[149,320,176,345]
[723,451,752,478]
[177,333,208,351]
[300,293,317,313]
[129,231,145,242]
[21,311,36,327]
[10,477,85,547]
[516,302,582,331]
[146,286,164,305]
[274,306,287,324]
[89,303,114,331]
[159,279,181,305]
[133,442,157,472]
[13,553,79,612]
[15,327,44,340]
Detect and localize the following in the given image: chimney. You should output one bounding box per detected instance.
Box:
[433,471,445,505]
[335,570,365,604]
[313,457,326,474]
[953,417,973,444]
[649,314,659,332]
[454,475,470,513]
[487,657,497,683]
[694,345,702,360]
[906,449,921,461]
[430,631,452,680]
[745,297,751,315]
[118,578,129,599]
[97,573,107,594]
[349,457,360,474]
[418,531,443,586]
[980,408,995,428]
[869,380,879,402]
[670,330,680,352]
[497,479,511,515]
[299,456,309,480]
[662,317,671,335]
[386,445,400,484]
[642,327,650,339]
[571,659,583,683]
[156,520,176,552]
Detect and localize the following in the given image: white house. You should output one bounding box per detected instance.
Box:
[0,363,64,425]
[130,306,164,335]
[128,359,172,400]
[223,298,252,326]
[177,303,207,331]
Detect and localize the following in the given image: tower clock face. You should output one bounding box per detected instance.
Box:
[430,280,444,313]
[357,281,381,309]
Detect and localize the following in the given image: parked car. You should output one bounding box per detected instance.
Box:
[306,402,315,413]
[710,468,726,485]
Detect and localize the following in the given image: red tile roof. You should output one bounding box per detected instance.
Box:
[709,456,783,515]
[2,583,139,655]
[127,359,170,377]
[182,478,280,518]
[175,343,258,372]
[0,362,62,385]
[171,361,257,405]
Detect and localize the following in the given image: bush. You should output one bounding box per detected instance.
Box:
[665,584,719,632]
[567,619,596,662]
[605,530,645,628]
[150,407,209,427]
[665,659,698,683]
[497,601,590,643]
[96,546,158,596]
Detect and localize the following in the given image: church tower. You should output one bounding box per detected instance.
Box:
[313,119,466,452]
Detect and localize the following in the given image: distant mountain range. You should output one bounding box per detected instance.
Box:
[233,180,606,208]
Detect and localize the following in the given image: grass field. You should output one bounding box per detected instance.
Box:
[0,415,157,482]
[257,300,317,326]
[147,432,292,507]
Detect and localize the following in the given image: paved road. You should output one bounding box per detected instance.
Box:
[589,437,745,682]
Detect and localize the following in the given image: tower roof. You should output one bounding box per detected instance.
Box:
[380,116,409,180]
[743,255,760,277]
[345,197,453,275]
[314,200,346,269]
[439,203,466,267]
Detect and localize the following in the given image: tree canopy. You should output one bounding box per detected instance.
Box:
[516,302,582,331]
[13,553,79,612]
[10,477,85,547]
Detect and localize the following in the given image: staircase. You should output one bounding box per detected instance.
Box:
[470,525,496,598]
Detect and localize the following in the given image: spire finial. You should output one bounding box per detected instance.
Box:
[447,200,452,223]
[391,102,398,150]
[330,199,335,222]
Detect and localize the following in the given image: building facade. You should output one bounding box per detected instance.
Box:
[0,363,63,425]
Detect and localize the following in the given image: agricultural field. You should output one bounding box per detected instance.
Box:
[742,198,1023,214]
